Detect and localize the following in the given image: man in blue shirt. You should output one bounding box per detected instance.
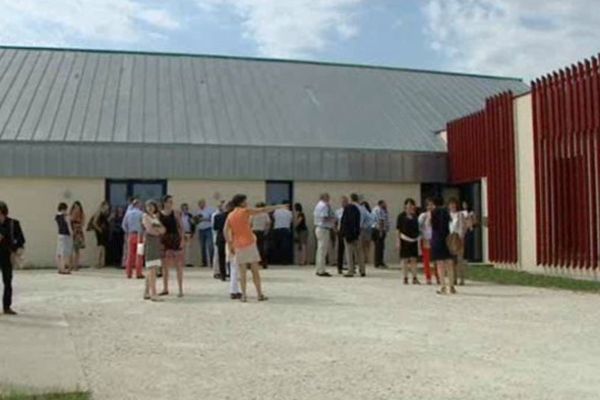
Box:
[194,199,216,267]
[122,199,144,279]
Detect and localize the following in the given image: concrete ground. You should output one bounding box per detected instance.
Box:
[1,266,599,400]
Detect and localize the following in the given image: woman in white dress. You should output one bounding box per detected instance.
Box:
[142,200,165,301]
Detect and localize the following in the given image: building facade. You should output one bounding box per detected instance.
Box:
[0,46,527,267]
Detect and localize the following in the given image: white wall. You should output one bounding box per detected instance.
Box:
[0,178,105,267]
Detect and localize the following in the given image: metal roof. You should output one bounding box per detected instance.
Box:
[0,46,528,182]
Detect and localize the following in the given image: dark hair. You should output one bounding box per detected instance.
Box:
[232,194,247,208]
[70,201,83,214]
[145,200,159,214]
[361,201,371,212]
[433,196,444,207]
[255,202,265,207]
[350,193,359,202]
[425,197,435,205]
[294,203,303,212]
[378,200,385,206]
[0,201,8,216]
[162,195,173,205]
[58,202,68,212]
[225,201,235,212]
[404,198,416,206]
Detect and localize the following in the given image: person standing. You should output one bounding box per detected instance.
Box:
[251,203,271,269]
[271,203,294,265]
[180,203,195,267]
[195,199,216,267]
[431,198,455,295]
[224,194,283,302]
[142,200,165,301]
[294,203,308,265]
[418,198,439,285]
[372,200,390,268]
[213,202,232,281]
[313,193,336,277]
[358,200,374,267]
[55,202,72,274]
[107,207,125,267]
[91,201,110,268]
[69,201,86,271]
[122,199,145,279]
[335,196,349,275]
[160,195,185,297]
[0,201,25,315]
[397,198,421,285]
[341,194,365,277]
[449,198,467,286]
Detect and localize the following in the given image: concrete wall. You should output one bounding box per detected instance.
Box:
[294,181,421,264]
[0,178,105,267]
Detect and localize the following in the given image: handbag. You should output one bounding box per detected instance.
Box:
[446,233,464,256]
[137,242,145,256]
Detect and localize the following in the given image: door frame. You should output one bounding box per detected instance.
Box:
[265,180,294,205]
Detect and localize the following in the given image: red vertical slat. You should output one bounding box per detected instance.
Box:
[590,56,600,269]
[532,80,543,265]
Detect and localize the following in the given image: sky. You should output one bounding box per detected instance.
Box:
[0,0,598,81]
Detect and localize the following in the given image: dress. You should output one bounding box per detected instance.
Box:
[70,213,86,250]
[159,211,182,260]
[95,212,110,247]
[396,212,419,259]
[295,212,308,244]
[430,207,452,261]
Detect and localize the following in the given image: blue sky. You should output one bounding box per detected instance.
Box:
[0,0,598,80]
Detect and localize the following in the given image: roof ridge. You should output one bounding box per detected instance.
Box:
[0,45,525,82]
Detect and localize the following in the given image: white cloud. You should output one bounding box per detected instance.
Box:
[422,0,600,79]
[0,0,180,47]
[196,0,364,58]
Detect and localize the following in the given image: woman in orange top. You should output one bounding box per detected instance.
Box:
[225,194,285,302]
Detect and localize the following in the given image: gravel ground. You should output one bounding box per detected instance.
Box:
[1,266,599,400]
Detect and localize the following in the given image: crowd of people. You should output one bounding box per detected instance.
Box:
[0,191,476,314]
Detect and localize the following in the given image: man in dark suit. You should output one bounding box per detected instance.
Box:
[0,201,25,315]
[340,193,365,277]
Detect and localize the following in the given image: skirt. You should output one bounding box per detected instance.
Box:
[235,243,261,265]
[56,235,73,257]
[145,235,162,267]
[295,229,308,245]
[431,235,452,262]
[399,239,419,259]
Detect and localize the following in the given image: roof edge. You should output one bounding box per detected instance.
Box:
[0,44,525,82]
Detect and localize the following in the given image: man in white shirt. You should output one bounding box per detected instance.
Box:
[372,200,390,268]
[313,193,336,277]
[272,203,294,265]
[195,199,216,267]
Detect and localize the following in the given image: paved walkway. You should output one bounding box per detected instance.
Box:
[1,267,599,399]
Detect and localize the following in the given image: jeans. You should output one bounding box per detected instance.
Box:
[1,252,12,311]
[198,228,214,266]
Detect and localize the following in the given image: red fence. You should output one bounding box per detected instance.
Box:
[532,56,600,269]
[447,92,518,264]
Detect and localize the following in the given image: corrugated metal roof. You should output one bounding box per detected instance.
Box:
[0,46,529,153]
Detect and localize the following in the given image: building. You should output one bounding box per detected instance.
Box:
[0,46,527,267]
[445,53,600,279]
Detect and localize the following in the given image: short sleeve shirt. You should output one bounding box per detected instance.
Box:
[396,212,419,240]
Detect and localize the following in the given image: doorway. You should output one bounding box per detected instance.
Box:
[265,181,294,265]
[421,182,483,262]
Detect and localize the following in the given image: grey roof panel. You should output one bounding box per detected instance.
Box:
[0,46,530,181]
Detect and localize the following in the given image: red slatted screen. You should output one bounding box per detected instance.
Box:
[447,92,518,264]
[532,55,600,269]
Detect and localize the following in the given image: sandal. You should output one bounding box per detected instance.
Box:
[158,291,169,296]
[143,295,151,300]
[150,297,164,302]
[436,287,448,295]
[240,295,247,303]
[449,287,457,294]
[258,295,269,302]
[177,293,184,298]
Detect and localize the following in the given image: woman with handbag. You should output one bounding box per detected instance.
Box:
[159,195,185,297]
[430,197,456,295]
[142,200,165,301]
